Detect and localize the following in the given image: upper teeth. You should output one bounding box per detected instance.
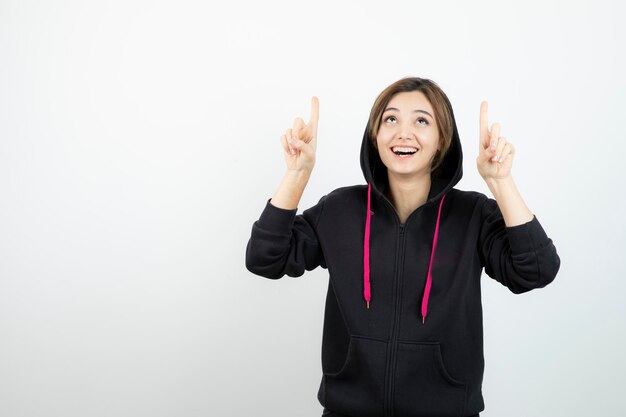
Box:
[392,146,418,153]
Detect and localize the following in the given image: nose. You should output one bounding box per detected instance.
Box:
[398,123,414,140]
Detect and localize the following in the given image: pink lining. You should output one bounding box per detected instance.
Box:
[422,194,446,324]
[363,184,372,308]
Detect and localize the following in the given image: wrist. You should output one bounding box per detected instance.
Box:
[484,174,514,192]
[271,170,311,210]
[285,169,312,183]
[483,175,534,226]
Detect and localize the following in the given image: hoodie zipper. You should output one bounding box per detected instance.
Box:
[384,222,406,417]
[378,193,437,416]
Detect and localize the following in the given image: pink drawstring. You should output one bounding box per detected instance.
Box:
[362,185,446,321]
[363,184,372,308]
[422,194,446,324]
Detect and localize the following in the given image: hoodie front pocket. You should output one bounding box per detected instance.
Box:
[393,342,467,417]
[323,336,387,417]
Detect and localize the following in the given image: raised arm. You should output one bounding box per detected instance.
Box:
[245,97,326,279]
[476,101,560,292]
[271,96,319,210]
[476,101,533,227]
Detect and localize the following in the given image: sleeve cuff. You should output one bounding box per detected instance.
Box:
[257,199,298,235]
[505,215,551,254]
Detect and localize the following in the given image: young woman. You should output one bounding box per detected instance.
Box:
[246,77,560,417]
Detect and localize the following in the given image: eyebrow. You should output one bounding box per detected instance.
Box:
[383,107,434,119]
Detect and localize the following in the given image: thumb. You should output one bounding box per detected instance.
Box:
[289,136,307,152]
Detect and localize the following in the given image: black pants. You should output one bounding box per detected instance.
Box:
[322,410,479,417]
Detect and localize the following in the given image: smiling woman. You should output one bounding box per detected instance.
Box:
[377,92,440,174]
[367,78,454,174]
[245,76,561,417]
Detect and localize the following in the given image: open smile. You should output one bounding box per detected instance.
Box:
[390,146,419,159]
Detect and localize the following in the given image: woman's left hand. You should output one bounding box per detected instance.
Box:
[476,101,515,181]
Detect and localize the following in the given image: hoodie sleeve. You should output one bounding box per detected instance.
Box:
[245,197,327,279]
[479,197,560,293]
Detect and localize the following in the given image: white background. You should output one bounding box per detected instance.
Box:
[1,0,625,416]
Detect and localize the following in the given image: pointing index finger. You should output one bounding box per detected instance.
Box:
[309,96,319,131]
[480,101,489,149]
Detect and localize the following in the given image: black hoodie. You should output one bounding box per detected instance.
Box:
[246,95,560,417]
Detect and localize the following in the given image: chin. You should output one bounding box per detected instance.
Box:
[388,167,430,178]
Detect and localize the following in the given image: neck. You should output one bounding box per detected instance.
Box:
[386,172,432,224]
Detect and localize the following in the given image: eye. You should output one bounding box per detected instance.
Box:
[383,115,397,123]
[416,117,429,126]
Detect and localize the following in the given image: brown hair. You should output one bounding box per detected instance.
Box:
[367,77,454,173]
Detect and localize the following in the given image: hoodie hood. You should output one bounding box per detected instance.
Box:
[359,91,464,321]
[359,92,464,204]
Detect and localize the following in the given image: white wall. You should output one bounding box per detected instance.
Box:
[1,0,624,416]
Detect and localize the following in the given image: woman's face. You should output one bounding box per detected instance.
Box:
[375,91,440,180]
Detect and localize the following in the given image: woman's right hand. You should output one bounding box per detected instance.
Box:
[281,97,319,174]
